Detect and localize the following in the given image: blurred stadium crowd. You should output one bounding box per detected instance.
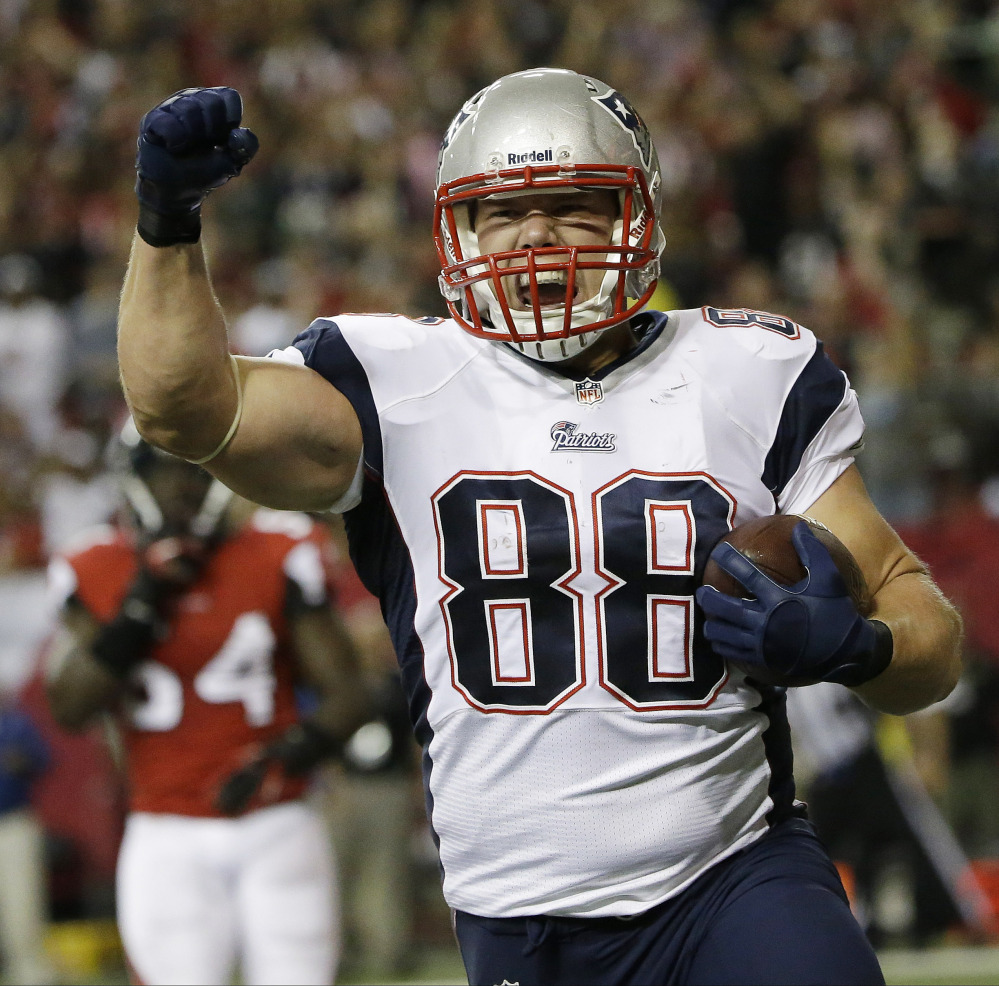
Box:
[3,0,999,977]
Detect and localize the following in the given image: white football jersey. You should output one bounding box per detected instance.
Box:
[271,307,865,918]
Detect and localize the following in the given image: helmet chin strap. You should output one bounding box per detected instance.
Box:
[122,477,164,534]
[506,325,605,363]
[506,332,598,362]
[191,480,235,539]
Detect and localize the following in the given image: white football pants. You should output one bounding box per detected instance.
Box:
[117,801,339,985]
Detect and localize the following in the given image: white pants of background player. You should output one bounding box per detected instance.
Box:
[117,801,339,985]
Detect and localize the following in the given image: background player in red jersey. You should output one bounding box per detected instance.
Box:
[44,419,371,986]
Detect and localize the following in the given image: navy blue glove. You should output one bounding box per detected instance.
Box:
[135,87,258,247]
[695,521,893,687]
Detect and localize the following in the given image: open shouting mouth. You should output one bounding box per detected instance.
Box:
[514,270,578,309]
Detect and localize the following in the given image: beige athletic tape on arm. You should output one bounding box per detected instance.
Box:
[186,355,243,465]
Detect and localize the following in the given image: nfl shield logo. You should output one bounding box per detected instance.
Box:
[575,378,604,405]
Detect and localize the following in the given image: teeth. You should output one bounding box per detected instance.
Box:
[517,271,567,288]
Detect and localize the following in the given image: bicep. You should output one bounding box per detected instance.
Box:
[209,356,364,513]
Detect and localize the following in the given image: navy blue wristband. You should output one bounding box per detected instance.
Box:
[825,619,894,687]
[136,200,202,248]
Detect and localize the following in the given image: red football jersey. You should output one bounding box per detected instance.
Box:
[57,510,331,816]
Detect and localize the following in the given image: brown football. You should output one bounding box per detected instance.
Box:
[701,514,873,616]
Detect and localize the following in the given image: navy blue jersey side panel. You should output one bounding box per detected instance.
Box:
[753,684,804,825]
[343,478,433,749]
[292,319,384,478]
[292,320,430,745]
[343,478,441,855]
[293,320,441,851]
[761,343,848,500]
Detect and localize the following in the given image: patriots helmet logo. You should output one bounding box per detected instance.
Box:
[594,90,654,171]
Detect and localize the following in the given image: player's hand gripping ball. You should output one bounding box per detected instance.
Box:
[696,515,892,688]
[135,87,258,247]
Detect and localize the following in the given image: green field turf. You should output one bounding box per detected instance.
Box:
[29,936,999,985]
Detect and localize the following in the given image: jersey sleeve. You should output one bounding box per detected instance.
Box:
[47,555,79,612]
[268,318,379,514]
[687,308,866,515]
[48,529,132,622]
[762,343,865,514]
[283,540,329,609]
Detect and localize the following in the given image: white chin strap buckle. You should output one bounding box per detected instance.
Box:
[438,274,463,302]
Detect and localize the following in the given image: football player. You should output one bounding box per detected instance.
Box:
[116,71,962,985]
[45,420,372,986]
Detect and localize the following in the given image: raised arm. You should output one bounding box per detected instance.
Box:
[117,87,362,512]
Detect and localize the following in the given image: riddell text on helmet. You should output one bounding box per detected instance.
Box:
[507,148,554,165]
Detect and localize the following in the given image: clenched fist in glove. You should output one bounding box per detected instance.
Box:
[695,520,894,688]
[135,87,258,247]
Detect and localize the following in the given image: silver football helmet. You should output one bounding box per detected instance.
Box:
[434,68,664,362]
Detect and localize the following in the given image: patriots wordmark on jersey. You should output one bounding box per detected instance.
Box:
[270,306,865,918]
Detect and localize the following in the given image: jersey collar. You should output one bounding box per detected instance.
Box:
[534,310,669,382]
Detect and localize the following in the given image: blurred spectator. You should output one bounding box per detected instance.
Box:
[0,253,69,453]
[66,257,126,402]
[788,683,989,947]
[35,382,120,560]
[230,257,301,356]
[0,405,42,572]
[0,693,56,985]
